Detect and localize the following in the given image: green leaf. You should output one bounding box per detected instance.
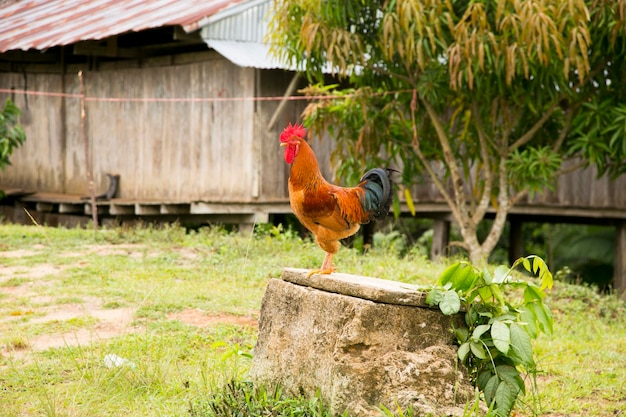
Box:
[454,327,469,343]
[509,323,534,368]
[518,306,538,338]
[492,265,510,284]
[438,263,462,287]
[476,370,493,391]
[470,341,487,360]
[482,267,493,285]
[523,284,545,302]
[529,302,554,336]
[527,255,553,290]
[515,255,554,291]
[477,285,493,302]
[438,262,477,292]
[485,283,505,306]
[457,342,470,362]
[472,324,491,341]
[496,364,525,395]
[494,376,519,416]
[426,288,444,306]
[491,321,510,354]
[483,374,499,406]
[439,290,461,315]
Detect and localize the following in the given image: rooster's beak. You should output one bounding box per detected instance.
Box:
[280,143,288,147]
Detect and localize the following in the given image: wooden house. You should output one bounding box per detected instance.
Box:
[0,0,332,230]
[0,0,624,294]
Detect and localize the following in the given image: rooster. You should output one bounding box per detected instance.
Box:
[280,122,393,276]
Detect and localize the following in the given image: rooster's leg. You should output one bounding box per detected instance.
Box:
[306,252,336,278]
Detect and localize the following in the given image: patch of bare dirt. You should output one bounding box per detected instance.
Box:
[0,264,65,283]
[60,243,146,258]
[27,297,135,326]
[19,309,139,354]
[168,309,258,328]
[1,296,140,359]
[0,249,41,258]
[0,283,45,299]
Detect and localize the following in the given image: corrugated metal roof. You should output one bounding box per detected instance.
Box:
[201,0,269,42]
[0,0,248,53]
[200,0,295,70]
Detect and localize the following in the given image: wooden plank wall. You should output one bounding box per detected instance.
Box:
[87,52,257,201]
[529,159,626,209]
[1,51,259,202]
[0,72,66,192]
[406,159,626,213]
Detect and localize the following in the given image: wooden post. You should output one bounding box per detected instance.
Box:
[78,71,98,229]
[508,219,524,266]
[266,73,299,131]
[431,219,450,260]
[615,221,626,299]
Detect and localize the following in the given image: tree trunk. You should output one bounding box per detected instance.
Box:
[458,223,489,265]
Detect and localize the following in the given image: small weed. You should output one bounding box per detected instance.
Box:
[54,296,84,304]
[5,335,30,350]
[102,301,124,309]
[136,303,184,320]
[29,316,100,336]
[0,276,30,287]
[191,380,333,417]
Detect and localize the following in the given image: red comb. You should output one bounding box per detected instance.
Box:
[280,122,307,142]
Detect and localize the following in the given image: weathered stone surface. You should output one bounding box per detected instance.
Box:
[250,269,474,417]
[281,268,430,307]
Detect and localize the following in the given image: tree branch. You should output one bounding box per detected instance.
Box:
[420,97,471,226]
[470,99,494,225]
[552,105,575,153]
[508,98,561,152]
[368,64,416,87]
[557,159,587,176]
[401,99,463,224]
[410,139,463,223]
[510,188,529,207]
[480,155,511,259]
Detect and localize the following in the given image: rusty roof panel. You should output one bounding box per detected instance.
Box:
[0,0,248,53]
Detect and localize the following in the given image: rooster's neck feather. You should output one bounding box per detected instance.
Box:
[289,139,326,190]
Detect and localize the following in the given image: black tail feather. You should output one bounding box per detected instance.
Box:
[359,168,394,220]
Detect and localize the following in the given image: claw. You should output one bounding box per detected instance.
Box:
[305,252,336,278]
[305,268,335,278]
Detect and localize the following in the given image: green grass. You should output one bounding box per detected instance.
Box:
[191,380,333,417]
[0,222,624,416]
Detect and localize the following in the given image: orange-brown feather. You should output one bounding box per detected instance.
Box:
[287,138,372,257]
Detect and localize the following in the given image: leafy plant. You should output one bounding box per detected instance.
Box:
[0,98,26,170]
[427,255,554,416]
[191,380,334,417]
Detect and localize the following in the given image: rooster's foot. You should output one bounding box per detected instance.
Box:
[305,268,335,278]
